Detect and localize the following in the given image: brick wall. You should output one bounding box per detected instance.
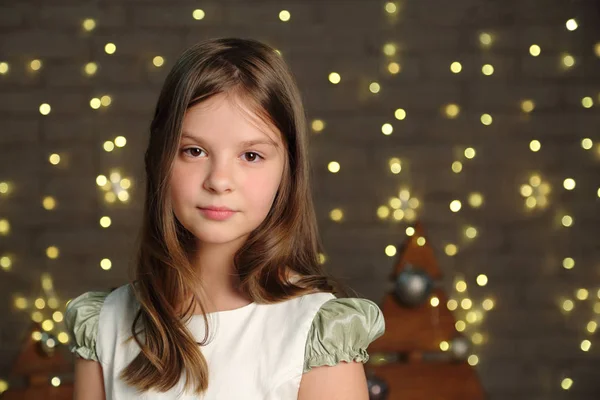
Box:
[1,0,599,398]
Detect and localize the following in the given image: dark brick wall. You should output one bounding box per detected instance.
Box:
[1,0,599,398]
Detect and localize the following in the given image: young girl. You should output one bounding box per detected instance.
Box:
[65,37,385,400]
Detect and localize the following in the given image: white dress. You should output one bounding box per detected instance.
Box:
[65,283,385,399]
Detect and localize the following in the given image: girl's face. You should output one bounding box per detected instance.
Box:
[170,93,286,246]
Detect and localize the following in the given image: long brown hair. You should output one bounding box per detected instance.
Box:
[119,37,350,395]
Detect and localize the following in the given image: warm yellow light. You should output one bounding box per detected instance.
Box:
[563,178,576,190]
[451,161,463,173]
[447,299,458,311]
[51,377,61,387]
[461,298,472,310]
[99,216,111,228]
[595,42,600,58]
[444,103,460,118]
[394,108,407,120]
[383,43,396,56]
[581,138,593,149]
[587,321,597,333]
[14,296,27,309]
[521,99,535,113]
[42,196,56,210]
[449,200,462,212]
[467,355,479,366]
[465,226,478,239]
[328,72,341,84]
[561,215,573,227]
[84,62,98,76]
[456,280,467,292]
[90,98,101,109]
[49,153,61,165]
[389,158,402,174]
[101,95,112,106]
[440,341,450,351]
[529,44,541,56]
[105,43,116,54]
[39,103,51,115]
[192,9,205,20]
[472,333,484,345]
[445,244,458,256]
[82,18,96,31]
[0,181,9,194]
[561,378,573,390]
[455,320,466,331]
[562,54,575,67]
[311,119,325,132]
[114,136,127,147]
[581,340,591,352]
[42,319,54,331]
[52,311,64,323]
[468,193,483,208]
[34,298,45,309]
[482,64,494,75]
[377,205,390,219]
[479,32,492,46]
[330,208,343,222]
[328,161,340,173]
[387,62,401,74]
[450,62,462,73]
[46,246,59,259]
[30,59,42,71]
[476,274,488,286]
[480,114,492,125]
[381,123,393,135]
[152,56,165,67]
[0,62,9,74]
[369,82,381,93]
[566,19,578,31]
[563,257,575,270]
[464,147,476,159]
[405,227,415,236]
[562,299,574,312]
[100,258,112,270]
[529,140,541,152]
[430,296,440,307]
[279,10,291,21]
[96,175,108,187]
[576,289,589,301]
[385,245,397,257]
[385,2,397,14]
[318,253,326,264]
[482,298,494,310]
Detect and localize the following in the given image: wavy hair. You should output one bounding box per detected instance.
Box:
[119,37,349,395]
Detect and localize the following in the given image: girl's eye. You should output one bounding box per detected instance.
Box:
[242,152,263,163]
[182,147,205,158]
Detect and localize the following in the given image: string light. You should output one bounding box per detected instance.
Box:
[529,44,541,56]
[279,10,291,22]
[565,19,578,31]
[329,208,343,222]
[328,72,341,84]
[104,43,117,54]
[385,245,396,257]
[153,56,165,67]
[311,119,325,132]
[328,161,340,173]
[0,62,8,74]
[192,9,205,20]
[394,108,406,120]
[450,62,462,73]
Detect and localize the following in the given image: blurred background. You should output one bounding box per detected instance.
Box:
[0,0,599,399]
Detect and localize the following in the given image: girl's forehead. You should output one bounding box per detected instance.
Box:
[183,93,282,145]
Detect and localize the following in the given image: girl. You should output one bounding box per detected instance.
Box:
[65,37,385,400]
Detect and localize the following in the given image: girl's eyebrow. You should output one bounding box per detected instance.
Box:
[181,132,279,148]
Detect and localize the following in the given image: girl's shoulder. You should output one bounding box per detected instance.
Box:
[64,283,132,362]
[302,295,385,373]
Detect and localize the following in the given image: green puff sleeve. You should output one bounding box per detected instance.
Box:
[64,291,110,362]
[303,298,385,373]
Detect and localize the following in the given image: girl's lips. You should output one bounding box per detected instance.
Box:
[198,207,237,221]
